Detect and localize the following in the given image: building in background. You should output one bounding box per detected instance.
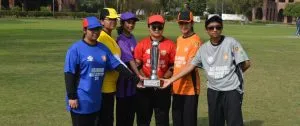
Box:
[1,0,77,12]
[252,0,300,23]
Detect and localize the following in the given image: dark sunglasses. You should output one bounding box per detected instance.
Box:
[151,24,164,31]
[207,26,223,31]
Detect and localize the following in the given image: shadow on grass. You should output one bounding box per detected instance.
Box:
[198,117,209,126]
[169,117,209,126]
[244,120,264,126]
[171,118,263,126]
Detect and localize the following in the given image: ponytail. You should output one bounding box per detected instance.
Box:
[82,34,86,39]
[117,21,125,35]
[82,28,87,39]
[117,26,123,35]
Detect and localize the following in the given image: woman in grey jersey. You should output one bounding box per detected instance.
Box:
[161,16,251,126]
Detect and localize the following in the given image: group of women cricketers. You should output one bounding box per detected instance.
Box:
[64,7,250,126]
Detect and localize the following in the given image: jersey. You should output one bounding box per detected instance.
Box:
[191,36,250,93]
[64,40,120,114]
[116,33,137,97]
[97,31,122,93]
[173,34,202,95]
[134,37,176,78]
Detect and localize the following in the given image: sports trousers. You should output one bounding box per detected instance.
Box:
[116,95,136,126]
[70,110,99,126]
[207,88,244,126]
[172,94,199,126]
[136,87,171,126]
[97,92,115,126]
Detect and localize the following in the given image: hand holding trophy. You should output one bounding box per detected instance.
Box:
[143,40,161,88]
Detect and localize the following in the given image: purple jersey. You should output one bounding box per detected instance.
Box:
[116,33,137,97]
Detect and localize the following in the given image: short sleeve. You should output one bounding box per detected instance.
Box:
[118,39,134,62]
[106,52,121,70]
[187,38,202,59]
[99,44,121,70]
[134,41,144,61]
[64,47,79,74]
[232,39,249,64]
[191,47,202,67]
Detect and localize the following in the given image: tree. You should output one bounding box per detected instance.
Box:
[189,0,206,15]
[231,0,262,14]
[284,3,300,17]
[207,0,262,15]
[78,0,104,13]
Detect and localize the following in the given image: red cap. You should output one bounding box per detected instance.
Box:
[148,15,165,25]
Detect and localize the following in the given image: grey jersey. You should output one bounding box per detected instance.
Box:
[191,36,249,93]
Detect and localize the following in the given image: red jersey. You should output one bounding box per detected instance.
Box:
[134,37,176,78]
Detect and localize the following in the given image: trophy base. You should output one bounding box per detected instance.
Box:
[144,79,160,87]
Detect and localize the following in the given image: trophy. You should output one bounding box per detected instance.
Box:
[143,40,161,87]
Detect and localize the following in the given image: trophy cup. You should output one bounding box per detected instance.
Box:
[143,40,161,87]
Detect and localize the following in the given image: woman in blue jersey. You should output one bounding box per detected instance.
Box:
[64,16,140,126]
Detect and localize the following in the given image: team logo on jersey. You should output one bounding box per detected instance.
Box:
[102,55,107,62]
[184,47,189,52]
[234,47,239,52]
[207,56,214,64]
[194,42,199,47]
[224,53,228,60]
[146,49,150,54]
[87,56,94,62]
[130,47,134,52]
[160,50,167,56]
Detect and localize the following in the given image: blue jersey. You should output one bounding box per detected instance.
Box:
[64,40,120,114]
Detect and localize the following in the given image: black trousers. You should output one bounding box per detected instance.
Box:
[172,94,199,126]
[136,87,171,126]
[70,111,99,126]
[207,88,244,126]
[116,95,136,126]
[98,92,115,126]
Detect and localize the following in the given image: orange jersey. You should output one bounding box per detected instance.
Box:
[173,34,202,95]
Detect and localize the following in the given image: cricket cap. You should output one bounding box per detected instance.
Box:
[100,8,120,20]
[177,11,193,23]
[148,15,165,25]
[82,16,102,29]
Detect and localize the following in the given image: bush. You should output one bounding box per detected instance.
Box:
[0,10,98,19]
[40,6,50,12]
[11,6,22,12]
[249,20,276,25]
[136,15,146,21]
[165,15,176,21]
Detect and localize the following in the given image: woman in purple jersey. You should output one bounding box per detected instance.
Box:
[115,12,144,126]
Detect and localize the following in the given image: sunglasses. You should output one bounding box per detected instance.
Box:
[207,26,223,31]
[151,24,164,31]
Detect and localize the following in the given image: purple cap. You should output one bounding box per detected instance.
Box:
[120,12,139,21]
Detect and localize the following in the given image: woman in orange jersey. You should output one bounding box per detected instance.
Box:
[171,11,202,126]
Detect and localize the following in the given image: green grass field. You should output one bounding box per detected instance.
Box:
[0,18,299,126]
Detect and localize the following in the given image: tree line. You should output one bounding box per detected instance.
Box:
[1,0,299,18]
